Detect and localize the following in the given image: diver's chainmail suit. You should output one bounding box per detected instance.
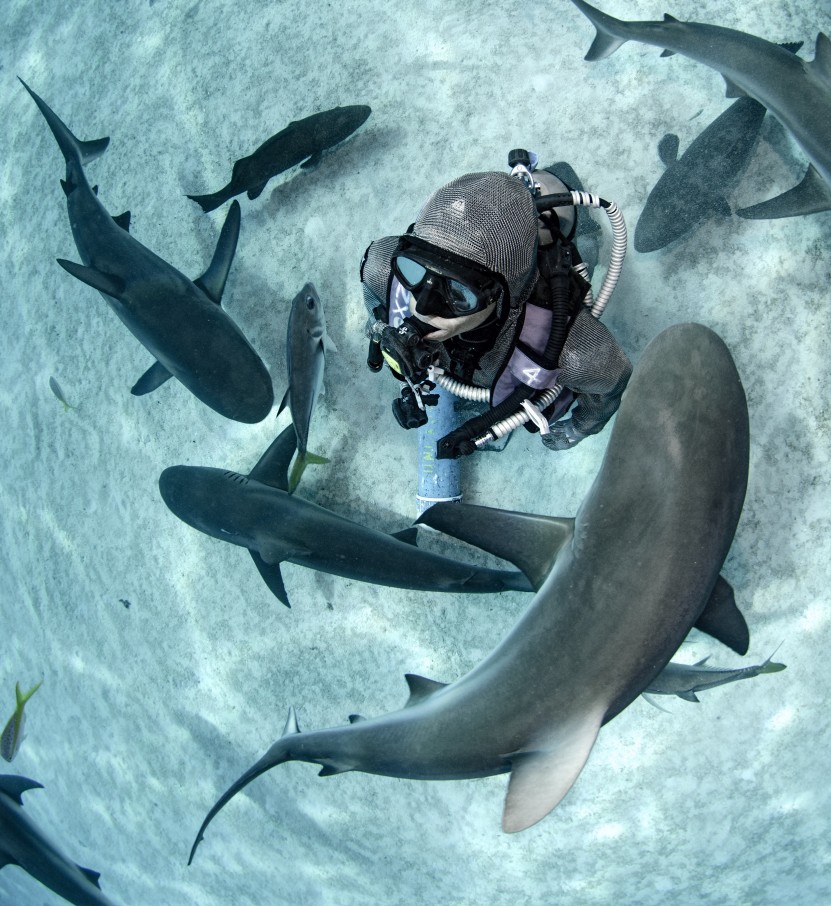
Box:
[361,171,631,448]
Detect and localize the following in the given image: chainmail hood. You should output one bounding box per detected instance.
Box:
[411,171,539,309]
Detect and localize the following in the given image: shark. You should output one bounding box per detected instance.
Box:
[186,105,372,213]
[644,648,785,704]
[0,775,119,906]
[188,322,751,862]
[158,424,533,608]
[277,283,337,492]
[20,78,274,423]
[635,97,767,251]
[569,0,831,219]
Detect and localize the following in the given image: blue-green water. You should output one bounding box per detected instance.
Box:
[2,1,830,903]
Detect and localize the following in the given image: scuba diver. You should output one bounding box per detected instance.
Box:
[361,152,632,459]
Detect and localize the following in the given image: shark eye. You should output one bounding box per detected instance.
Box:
[306,297,316,310]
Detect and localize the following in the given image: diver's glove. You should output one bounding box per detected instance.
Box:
[541,418,586,451]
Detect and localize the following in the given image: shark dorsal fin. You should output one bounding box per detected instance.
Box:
[404,673,447,707]
[77,866,102,888]
[112,210,131,232]
[658,133,680,167]
[416,503,573,591]
[694,575,749,654]
[811,33,831,85]
[193,199,241,305]
[663,13,679,22]
[249,425,297,491]
[57,259,126,299]
[282,706,300,737]
[0,775,44,806]
[502,705,605,832]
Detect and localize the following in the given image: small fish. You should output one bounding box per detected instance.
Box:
[643,647,785,708]
[278,283,337,492]
[48,376,74,410]
[1,681,43,762]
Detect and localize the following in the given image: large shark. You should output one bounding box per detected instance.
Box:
[0,775,119,906]
[569,0,831,219]
[188,322,750,862]
[635,97,767,252]
[277,282,337,492]
[20,79,274,423]
[186,105,372,213]
[159,425,532,607]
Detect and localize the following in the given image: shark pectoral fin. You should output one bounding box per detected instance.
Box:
[131,360,173,396]
[416,503,574,591]
[194,200,241,304]
[318,760,354,776]
[249,550,291,608]
[503,708,604,833]
[392,527,419,546]
[723,80,748,99]
[112,210,131,232]
[247,181,269,200]
[249,424,296,491]
[77,866,102,888]
[404,673,448,707]
[0,775,44,805]
[736,165,831,219]
[641,693,673,713]
[657,133,679,167]
[694,575,749,655]
[301,152,323,169]
[57,259,126,299]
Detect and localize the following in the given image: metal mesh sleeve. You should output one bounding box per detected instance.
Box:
[555,307,632,436]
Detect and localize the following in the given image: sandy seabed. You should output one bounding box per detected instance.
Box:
[2,1,830,903]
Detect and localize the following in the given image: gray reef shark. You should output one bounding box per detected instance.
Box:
[569,0,831,218]
[20,78,274,423]
[0,775,119,906]
[277,282,337,492]
[188,322,750,862]
[644,649,785,705]
[159,425,532,608]
[635,97,767,251]
[186,105,372,212]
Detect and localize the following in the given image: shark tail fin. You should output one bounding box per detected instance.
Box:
[186,189,231,214]
[502,704,605,833]
[571,0,630,61]
[288,451,329,494]
[189,724,297,865]
[19,78,109,167]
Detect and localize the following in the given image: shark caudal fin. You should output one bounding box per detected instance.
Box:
[189,708,299,865]
[502,704,605,833]
[736,164,831,218]
[186,187,234,214]
[569,0,631,61]
[19,78,109,168]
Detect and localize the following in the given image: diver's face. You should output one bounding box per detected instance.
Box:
[410,297,497,341]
